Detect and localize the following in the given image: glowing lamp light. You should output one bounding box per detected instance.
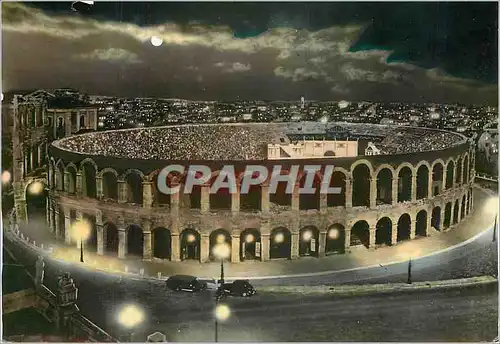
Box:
[245,234,255,243]
[186,234,196,243]
[27,181,44,195]
[328,228,340,240]
[216,234,226,244]
[302,230,312,242]
[72,220,91,242]
[118,304,144,329]
[320,116,328,124]
[212,243,231,260]
[274,233,284,244]
[1,93,3,102]
[2,170,11,185]
[150,36,163,47]
[214,304,231,322]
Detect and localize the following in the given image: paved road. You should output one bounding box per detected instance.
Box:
[4,225,498,342]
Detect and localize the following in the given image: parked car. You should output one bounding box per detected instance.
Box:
[166,275,208,292]
[221,280,256,297]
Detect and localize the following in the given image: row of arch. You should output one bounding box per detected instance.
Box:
[49,191,473,262]
[48,153,475,211]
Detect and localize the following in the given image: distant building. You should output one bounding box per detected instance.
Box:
[365,142,381,156]
[267,139,358,159]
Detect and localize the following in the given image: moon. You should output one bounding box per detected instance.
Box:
[150,36,163,47]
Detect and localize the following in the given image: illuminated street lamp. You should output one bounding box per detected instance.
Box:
[245,234,254,244]
[72,220,90,263]
[214,303,231,342]
[274,233,284,244]
[2,170,11,185]
[302,230,312,241]
[186,234,196,243]
[407,257,412,284]
[117,304,144,342]
[213,243,231,288]
[27,181,44,195]
[328,228,340,240]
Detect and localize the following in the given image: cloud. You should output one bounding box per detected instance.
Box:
[75,48,142,63]
[214,61,251,73]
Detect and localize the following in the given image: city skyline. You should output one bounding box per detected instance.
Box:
[2,2,498,105]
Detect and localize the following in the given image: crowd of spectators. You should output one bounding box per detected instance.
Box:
[54,122,464,160]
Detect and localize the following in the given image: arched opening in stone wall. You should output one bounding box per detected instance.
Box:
[432,163,444,196]
[32,147,39,170]
[39,144,46,167]
[209,228,231,261]
[416,165,429,199]
[240,228,261,261]
[325,224,345,254]
[66,166,77,194]
[375,217,392,246]
[26,148,32,174]
[397,213,411,242]
[83,214,97,252]
[269,172,293,207]
[105,222,118,254]
[398,167,412,202]
[455,157,462,186]
[25,181,47,223]
[270,227,291,259]
[125,172,143,204]
[56,117,65,139]
[102,171,118,200]
[299,226,319,257]
[58,209,66,239]
[416,210,427,237]
[126,224,144,258]
[453,202,459,225]
[351,220,369,248]
[445,161,455,189]
[82,163,97,198]
[180,229,200,261]
[376,169,393,205]
[431,206,441,231]
[352,164,370,207]
[444,202,452,229]
[189,185,201,209]
[153,227,171,260]
[463,156,470,184]
[299,173,320,210]
[327,171,346,207]
[79,115,85,129]
[56,163,65,191]
[70,210,77,226]
[209,187,232,210]
[152,174,170,207]
[461,195,466,218]
[240,184,262,211]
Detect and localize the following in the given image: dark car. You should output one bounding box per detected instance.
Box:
[222,280,256,297]
[166,275,208,292]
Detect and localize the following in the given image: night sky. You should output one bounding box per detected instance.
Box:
[2,2,498,104]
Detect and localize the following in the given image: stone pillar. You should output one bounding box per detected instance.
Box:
[428,173,434,198]
[47,200,53,231]
[319,193,327,213]
[118,229,127,259]
[291,232,299,259]
[143,231,152,261]
[345,177,353,208]
[410,220,417,240]
[96,176,103,200]
[261,233,270,261]
[64,172,70,192]
[231,187,240,215]
[200,185,210,213]
[142,181,153,208]
[118,180,127,203]
[370,178,377,208]
[261,185,270,214]
[426,213,432,236]
[457,201,463,223]
[369,227,376,249]
[344,227,351,251]
[391,177,398,205]
[54,209,61,239]
[453,165,458,188]
[171,233,181,262]
[470,192,474,212]
[439,208,445,231]
[171,186,180,214]
[64,210,71,244]
[318,231,327,257]
[97,223,105,255]
[76,172,83,195]
[291,184,300,211]
[231,234,240,263]
[441,167,446,192]
[200,234,210,263]
[459,160,464,185]
[470,168,476,183]
[391,223,398,245]
[411,174,417,201]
